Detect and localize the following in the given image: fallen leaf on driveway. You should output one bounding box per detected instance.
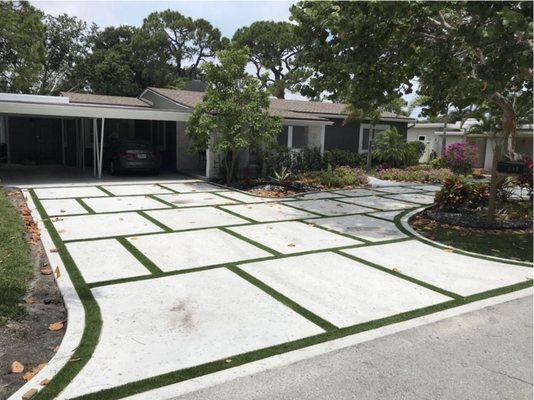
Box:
[69,357,81,362]
[60,209,66,213]
[23,363,46,381]
[48,321,64,331]
[10,361,24,373]
[442,248,454,252]
[287,243,296,247]
[56,229,66,233]
[55,267,61,278]
[40,378,50,386]
[40,267,52,275]
[50,248,58,253]
[392,267,401,273]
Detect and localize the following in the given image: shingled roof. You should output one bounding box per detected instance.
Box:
[146,87,413,121]
[61,92,151,108]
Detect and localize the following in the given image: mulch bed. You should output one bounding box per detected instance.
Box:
[422,208,532,230]
[229,181,321,198]
[0,189,66,399]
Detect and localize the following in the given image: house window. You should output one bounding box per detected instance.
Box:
[418,135,426,141]
[292,126,309,149]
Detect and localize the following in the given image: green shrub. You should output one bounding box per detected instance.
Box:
[428,157,445,169]
[298,166,368,188]
[404,141,426,165]
[264,146,324,175]
[373,128,406,167]
[323,148,365,168]
[434,176,489,211]
[376,165,454,183]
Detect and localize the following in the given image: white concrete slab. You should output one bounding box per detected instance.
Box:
[374,186,422,194]
[59,269,323,399]
[340,196,417,211]
[333,188,377,197]
[34,186,107,199]
[383,193,436,204]
[229,221,361,254]
[367,211,402,222]
[221,203,318,222]
[161,182,223,193]
[240,252,451,328]
[342,241,533,296]
[145,207,248,231]
[52,213,163,241]
[127,229,271,271]
[294,192,341,200]
[101,184,173,196]
[306,215,406,242]
[407,184,442,192]
[155,192,237,207]
[41,199,88,216]
[66,239,149,283]
[82,195,170,213]
[286,199,374,216]
[217,191,290,203]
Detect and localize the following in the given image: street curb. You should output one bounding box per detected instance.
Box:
[7,190,85,400]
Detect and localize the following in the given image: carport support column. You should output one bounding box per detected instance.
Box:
[93,118,98,177]
[320,125,325,155]
[99,118,105,178]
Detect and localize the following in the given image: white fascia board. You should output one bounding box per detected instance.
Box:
[0,101,190,121]
[282,118,333,127]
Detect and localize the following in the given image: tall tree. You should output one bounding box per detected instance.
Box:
[412,2,532,221]
[37,14,87,95]
[290,1,418,171]
[232,21,300,98]
[0,1,44,92]
[143,10,222,80]
[186,47,282,184]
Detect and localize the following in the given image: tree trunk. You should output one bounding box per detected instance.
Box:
[489,92,519,160]
[440,120,448,156]
[365,124,374,173]
[487,143,504,223]
[225,150,238,185]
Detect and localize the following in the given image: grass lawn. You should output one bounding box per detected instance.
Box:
[425,226,532,262]
[0,189,32,325]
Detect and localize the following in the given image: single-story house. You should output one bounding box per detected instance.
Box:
[0,86,414,179]
[408,119,533,171]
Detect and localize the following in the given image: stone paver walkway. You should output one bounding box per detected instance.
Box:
[21,180,532,400]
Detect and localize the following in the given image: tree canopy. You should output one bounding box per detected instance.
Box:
[186,47,282,184]
[232,21,300,98]
[0,1,44,93]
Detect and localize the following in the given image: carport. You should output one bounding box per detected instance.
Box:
[0,93,190,179]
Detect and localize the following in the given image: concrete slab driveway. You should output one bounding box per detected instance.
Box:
[16,180,533,400]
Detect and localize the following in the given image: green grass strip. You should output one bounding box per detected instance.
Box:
[96,185,115,196]
[228,265,337,331]
[214,206,256,223]
[219,227,281,256]
[28,189,103,400]
[147,194,178,208]
[116,237,163,275]
[75,198,96,214]
[138,211,173,232]
[335,249,463,300]
[69,279,532,400]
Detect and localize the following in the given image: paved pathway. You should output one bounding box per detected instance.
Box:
[15,180,533,400]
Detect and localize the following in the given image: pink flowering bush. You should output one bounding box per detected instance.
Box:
[443,142,478,174]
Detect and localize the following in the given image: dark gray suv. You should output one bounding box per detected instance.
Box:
[106,140,162,175]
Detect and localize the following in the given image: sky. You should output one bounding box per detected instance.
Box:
[30,1,420,117]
